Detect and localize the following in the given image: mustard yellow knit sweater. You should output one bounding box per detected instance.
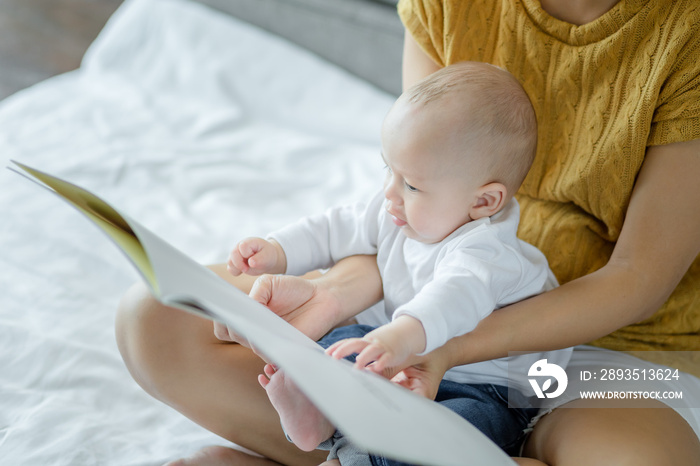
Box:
[398,0,700,351]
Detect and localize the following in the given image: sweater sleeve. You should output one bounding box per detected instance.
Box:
[648,27,700,146]
[268,192,383,276]
[397,0,446,66]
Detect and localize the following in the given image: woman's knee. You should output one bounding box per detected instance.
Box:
[115,280,176,396]
[115,267,256,398]
[524,399,700,466]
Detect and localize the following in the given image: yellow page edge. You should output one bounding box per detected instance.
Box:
[9,161,159,294]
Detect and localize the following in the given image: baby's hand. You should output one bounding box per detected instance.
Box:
[227,237,287,276]
[326,336,404,374]
[326,316,426,374]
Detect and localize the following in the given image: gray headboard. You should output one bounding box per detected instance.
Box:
[194,0,404,96]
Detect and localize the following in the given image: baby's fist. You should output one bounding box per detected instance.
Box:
[227,238,286,276]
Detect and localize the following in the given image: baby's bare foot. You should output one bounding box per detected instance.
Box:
[259,364,335,452]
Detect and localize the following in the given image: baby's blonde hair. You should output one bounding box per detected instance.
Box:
[404,61,537,196]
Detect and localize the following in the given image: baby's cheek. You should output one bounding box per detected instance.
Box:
[409,219,442,243]
[421,217,459,243]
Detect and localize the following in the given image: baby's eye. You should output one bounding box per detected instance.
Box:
[384,164,392,173]
[405,182,418,192]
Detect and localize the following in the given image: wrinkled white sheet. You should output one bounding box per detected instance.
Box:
[0,0,392,464]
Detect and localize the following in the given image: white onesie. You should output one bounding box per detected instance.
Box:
[270,191,572,391]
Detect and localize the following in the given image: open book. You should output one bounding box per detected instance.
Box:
[9,161,515,466]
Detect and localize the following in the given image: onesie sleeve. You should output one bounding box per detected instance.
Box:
[394,267,494,354]
[648,30,700,146]
[392,231,537,354]
[268,191,383,276]
[397,0,447,66]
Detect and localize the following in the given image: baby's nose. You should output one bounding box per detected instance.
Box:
[384,181,402,205]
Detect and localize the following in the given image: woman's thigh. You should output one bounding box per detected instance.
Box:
[523,398,700,466]
[115,264,326,466]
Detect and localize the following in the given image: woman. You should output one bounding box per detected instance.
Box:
[116,0,700,464]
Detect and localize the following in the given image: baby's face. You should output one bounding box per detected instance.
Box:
[380,98,483,244]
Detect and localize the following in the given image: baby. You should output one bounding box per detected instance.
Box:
[223,62,570,464]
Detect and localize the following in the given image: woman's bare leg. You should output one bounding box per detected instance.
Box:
[115,264,327,466]
[164,445,282,466]
[513,459,547,466]
[523,398,700,465]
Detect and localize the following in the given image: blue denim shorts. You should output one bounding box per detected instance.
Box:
[317,325,539,464]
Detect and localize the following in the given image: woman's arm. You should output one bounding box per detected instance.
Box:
[438,138,700,368]
[402,30,441,90]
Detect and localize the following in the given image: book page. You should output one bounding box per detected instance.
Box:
[10,162,515,465]
[128,222,514,465]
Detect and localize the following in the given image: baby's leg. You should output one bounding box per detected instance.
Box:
[259,364,336,452]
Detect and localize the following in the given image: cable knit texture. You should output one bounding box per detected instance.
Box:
[398,0,700,351]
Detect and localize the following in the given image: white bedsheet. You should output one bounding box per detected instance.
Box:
[0,0,392,464]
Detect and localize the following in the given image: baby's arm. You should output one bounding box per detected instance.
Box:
[227,237,287,276]
[326,315,426,373]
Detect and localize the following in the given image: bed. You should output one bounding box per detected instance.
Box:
[0,0,400,463]
[2,1,699,465]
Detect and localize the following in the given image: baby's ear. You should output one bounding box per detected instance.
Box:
[469,182,508,220]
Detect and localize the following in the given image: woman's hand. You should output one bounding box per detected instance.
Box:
[213,273,342,345]
[390,346,451,400]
